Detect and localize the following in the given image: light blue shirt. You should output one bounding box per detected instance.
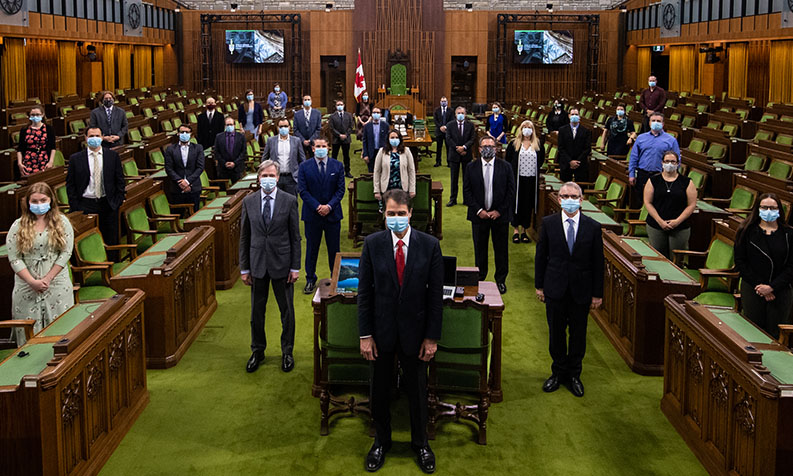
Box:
[628,130,681,178]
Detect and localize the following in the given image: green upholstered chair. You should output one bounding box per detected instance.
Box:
[681,116,696,128]
[188,113,198,124]
[351,176,382,246]
[176,101,184,110]
[147,191,193,230]
[60,106,73,116]
[665,99,676,108]
[69,119,86,135]
[703,185,756,216]
[753,129,773,142]
[687,169,708,197]
[153,93,161,101]
[781,116,793,123]
[693,290,736,307]
[52,150,65,167]
[316,297,371,436]
[593,180,626,219]
[669,112,682,122]
[705,120,721,130]
[735,109,749,120]
[583,172,611,205]
[768,160,793,180]
[123,204,177,254]
[54,184,70,212]
[427,301,492,445]
[595,134,604,151]
[148,148,166,169]
[141,125,155,138]
[388,64,408,96]
[776,134,793,146]
[125,111,134,119]
[173,118,183,129]
[121,158,144,182]
[688,138,707,154]
[618,206,649,237]
[743,153,766,171]
[143,108,154,118]
[168,103,177,112]
[705,143,726,162]
[545,146,558,173]
[696,104,709,113]
[674,235,737,295]
[199,171,228,206]
[412,175,433,234]
[760,113,776,123]
[72,229,136,287]
[128,128,143,144]
[722,123,738,137]
[156,105,166,112]
[128,97,139,105]
[68,265,116,303]
[161,120,175,134]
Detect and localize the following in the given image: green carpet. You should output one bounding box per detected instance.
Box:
[100,139,706,475]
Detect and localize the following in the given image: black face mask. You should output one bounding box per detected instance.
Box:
[104,99,113,108]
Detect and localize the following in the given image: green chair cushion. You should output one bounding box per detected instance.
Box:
[684,269,730,292]
[77,232,108,263]
[693,292,735,308]
[768,161,792,180]
[77,285,117,301]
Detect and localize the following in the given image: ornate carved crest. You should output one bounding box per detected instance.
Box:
[687,341,703,383]
[86,356,104,399]
[708,362,729,406]
[669,323,685,360]
[128,317,142,355]
[733,386,756,435]
[61,378,82,424]
[109,334,125,371]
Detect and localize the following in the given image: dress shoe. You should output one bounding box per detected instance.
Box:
[282,354,294,372]
[521,233,531,243]
[246,352,264,373]
[345,172,354,179]
[497,282,507,294]
[568,376,585,397]
[365,443,388,472]
[542,374,561,393]
[446,199,456,207]
[414,446,436,474]
[303,279,316,295]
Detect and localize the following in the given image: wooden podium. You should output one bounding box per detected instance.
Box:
[377,86,425,119]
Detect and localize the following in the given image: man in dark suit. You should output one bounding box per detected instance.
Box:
[328,99,355,178]
[463,136,515,295]
[557,108,592,183]
[262,118,306,196]
[535,181,604,398]
[297,137,346,295]
[294,94,323,159]
[89,91,128,147]
[66,127,126,245]
[444,106,476,207]
[213,115,247,184]
[432,96,453,167]
[358,188,443,474]
[164,125,205,212]
[196,97,225,150]
[361,107,389,173]
[239,160,301,374]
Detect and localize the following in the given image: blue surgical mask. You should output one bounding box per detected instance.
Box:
[492,107,499,113]
[303,100,312,107]
[336,105,344,112]
[362,95,368,102]
[179,132,191,143]
[560,198,581,214]
[570,115,580,124]
[274,87,280,93]
[649,81,656,87]
[371,113,381,121]
[246,94,254,101]
[30,202,50,216]
[314,147,328,159]
[650,121,663,132]
[225,125,235,133]
[86,137,103,149]
[389,138,400,148]
[760,209,780,223]
[279,127,289,136]
[259,177,277,193]
[30,115,42,123]
[616,110,625,117]
[386,216,409,233]
[456,113,465,122]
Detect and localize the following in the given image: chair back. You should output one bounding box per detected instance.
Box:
[412,175,433,232]
[744,153,766,171]
[706,143,726,161]
[389,64,407,96]
[768,160,793,180]
[705,237,735,271]
[75,230,109,264]
[688,137,707,153]
[321,300,370,385]
[431,302,490,393]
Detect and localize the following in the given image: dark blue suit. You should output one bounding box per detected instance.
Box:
[293,108,323,157]
[361,120,390,173]
[297,156,346,282]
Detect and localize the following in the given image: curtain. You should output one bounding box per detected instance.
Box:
[153,46,164,86]
[2,38,27,106]
[637,48,651,90]
[57,41,77,96]
[103,43,116,92]
[669,45,696,93]
[769,40,793,104]
[133,45,152,88]
[117,44,132,90]
[727,43,748,98]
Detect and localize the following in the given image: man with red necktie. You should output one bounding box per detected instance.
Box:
[358,188,444,474]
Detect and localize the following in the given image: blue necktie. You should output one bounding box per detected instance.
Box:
[566,218,575,254]
[319,161,325,176]
[263,195,272,227]
[106,107,112,126]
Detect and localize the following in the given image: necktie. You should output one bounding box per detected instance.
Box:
[319,160,325,176]
[227,133,233,153]
[395,239,405,286]
[208,111,212,121]
[566,218,575,254]
[263,195,272,227]
[459,122,463,137]
[93,151,104,198]
[106,108,112,126]
[305,110,310,126]
[442,107,445,118]
[572,127,577,139]
[484,162,493,210]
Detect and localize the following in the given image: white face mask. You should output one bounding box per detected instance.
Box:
[522,127,532,137]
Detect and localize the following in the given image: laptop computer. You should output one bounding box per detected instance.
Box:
[442,256,457,298]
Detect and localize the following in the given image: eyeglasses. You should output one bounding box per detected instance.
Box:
[759,206,779,211]
[559,194,580,200]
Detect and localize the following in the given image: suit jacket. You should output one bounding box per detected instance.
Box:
[357,228,444,355]
[361,120,390,161]
[296,157,346,223]
[557,124,592,172]
[328,111,355,144]
[238,102,264,128]
[89,106,129,145]
[239,189,301,280]
[534,212,604,305]
[433,106,454,139]
[373,148,416,195]
[213,131,247,177]
[196,110,225,149]
[262,135,305,176]
[65,147,126,210]
[293,108,323,143]
[164,143,205,194]
[463,158,516,224]
[444,120,476,163]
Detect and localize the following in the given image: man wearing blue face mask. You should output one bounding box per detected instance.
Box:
[214,115,247,184]
[639,75,666,133]
[432,97,454,167]
[329,99,355,178]
[164,125,205,212]
[628,112,680,207]
[358,188,443,474]
[445,106,476,206]
[362,107,390,173]
[535,182,604,398]
[557,107,591,183]
[294,95,323,158]
[263,118,305,196]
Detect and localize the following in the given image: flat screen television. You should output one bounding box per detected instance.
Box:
[225,29,284,64]
[513,30,573,65]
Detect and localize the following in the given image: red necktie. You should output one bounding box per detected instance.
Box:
[395,240,405,286]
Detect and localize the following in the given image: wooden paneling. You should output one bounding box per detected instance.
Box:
[309,11,353,107]
[445,11,488,103]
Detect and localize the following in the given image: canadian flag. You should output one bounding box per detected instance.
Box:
[354,48,367,102]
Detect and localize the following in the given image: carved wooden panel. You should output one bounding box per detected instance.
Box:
[705,360,729,465]
[730,384,757,476]
[61,375,85,475]
[127,315,146,398]
[85,353,108,454]
[683,338,704,429]
[666,320,686,403]
[108,332,128,421]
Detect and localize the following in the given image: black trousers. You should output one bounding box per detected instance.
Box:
[277,173,297,196]
[169,190,201,215]
[74,197,119,245]
[740,281,793,339]
[545,290,590,378]
[250,273,295,355]
[631,168,658,209]
[434,135,445,165]
[217,167,241,185]
[332,143,351,173]
[559,166,589,183]
[371,344,428,449]
[448,159,469,202]
[472,219,509,284]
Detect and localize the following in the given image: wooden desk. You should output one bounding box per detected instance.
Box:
[109,227,217,368]
[545,190,623,235]
[183,191,250,289]
[0,289,148,476]
[662,296,793,476]
[403,132,434,172]
[591,231,700,375]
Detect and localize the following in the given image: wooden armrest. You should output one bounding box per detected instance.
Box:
[672,249,707,257]
[105,243,138,250]
[202,186,221,192]
[587,189,609,196]
[698,268,739,278]
[128,228,159,236]
[595,197,618,204]
[613,207,641,214]
[778,325,793,348]
[576,181,596,188]
[725,208,752,215]
[125,175,145,181]
[626,219,645,225]
[137,167,161,173]
[148,216,176,223]
[0,320,36,340]
[72,261,114,269]
[702,197,730,205]
[154,213,181,220]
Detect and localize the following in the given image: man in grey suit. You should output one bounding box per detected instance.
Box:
[164,124,205,212]
[262,118,306,196]
[329,99,355,178]
[240,160,301,374]
[89,91,128,147]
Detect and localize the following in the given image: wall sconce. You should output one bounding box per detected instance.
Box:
[230,3,237,12]
[546,3,553,13]
[325,3,333,12]
[465,3,472,11]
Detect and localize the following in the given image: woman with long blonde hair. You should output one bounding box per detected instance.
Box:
[7,182,74,344]
[505,119,544,243]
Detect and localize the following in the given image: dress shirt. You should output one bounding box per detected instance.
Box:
[481,158,494,212]
[628,130,681,178]
[207,110,214,122]
[372,121,381,150]
[104,106,113,121]
[562,209,581,243]
[241,186,299,276]
[303,108,311,124]
[361,226,412,339]
[571,124,578,139]
[277,135,291,172]
[180,143,190,170]
[83,148,104,199]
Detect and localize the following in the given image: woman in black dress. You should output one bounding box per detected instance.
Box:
[506,119,544,243]
[16,106,56,177]
[600,102,636,157]
[545,100,568,132]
